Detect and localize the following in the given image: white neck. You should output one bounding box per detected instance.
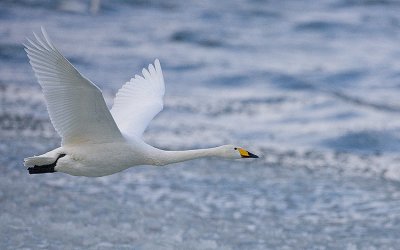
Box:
[150,146,223,166]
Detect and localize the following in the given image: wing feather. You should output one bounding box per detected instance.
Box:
[111,59,165,139]
[25,27,123,145]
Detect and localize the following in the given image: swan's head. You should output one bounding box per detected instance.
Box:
[218,145,259,159]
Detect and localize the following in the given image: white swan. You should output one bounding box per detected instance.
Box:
[23,28,258,177]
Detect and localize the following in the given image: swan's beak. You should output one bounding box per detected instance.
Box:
[239,148,259,158]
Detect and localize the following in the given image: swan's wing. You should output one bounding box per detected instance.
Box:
[111,59,165,139]
[24,28,123,145]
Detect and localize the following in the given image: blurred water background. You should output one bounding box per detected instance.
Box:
[1,0,400,249]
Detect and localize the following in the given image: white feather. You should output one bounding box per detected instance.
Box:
[111,59,165,139]
[24,27,123,145]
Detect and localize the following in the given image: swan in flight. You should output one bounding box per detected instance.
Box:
[23,28,258,177]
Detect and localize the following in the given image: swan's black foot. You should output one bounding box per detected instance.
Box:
[28,165,55,174]
[27,154,66,174]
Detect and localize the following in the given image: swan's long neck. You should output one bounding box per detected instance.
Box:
[153,147,222,166]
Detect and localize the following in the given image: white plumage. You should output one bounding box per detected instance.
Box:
[24,28,258,177]
[111,59,165,139]
[25,29,123,145]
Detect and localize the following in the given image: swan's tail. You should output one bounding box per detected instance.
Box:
[24,154,66,174]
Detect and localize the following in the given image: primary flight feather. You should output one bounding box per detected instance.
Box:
[24,28,258,177]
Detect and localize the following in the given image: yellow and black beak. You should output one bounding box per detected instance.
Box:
[238,148,259,158]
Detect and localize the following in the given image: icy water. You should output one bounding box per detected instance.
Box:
[2,0,400,249]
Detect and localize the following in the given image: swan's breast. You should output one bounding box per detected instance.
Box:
[56,142,144,177]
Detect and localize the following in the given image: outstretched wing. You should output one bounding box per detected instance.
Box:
[111,59,165,139]
[25,27,123,145]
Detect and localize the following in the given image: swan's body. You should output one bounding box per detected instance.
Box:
[27,142,243,177]
[23,28,258,177]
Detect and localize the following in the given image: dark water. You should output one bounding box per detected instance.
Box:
[1,0,400,249]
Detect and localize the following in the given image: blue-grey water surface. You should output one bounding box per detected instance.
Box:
[1,0,400,249]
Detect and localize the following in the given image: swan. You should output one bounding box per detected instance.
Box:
[23,28,259,177]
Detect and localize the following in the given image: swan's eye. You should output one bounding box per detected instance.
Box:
[234,147,237,150]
